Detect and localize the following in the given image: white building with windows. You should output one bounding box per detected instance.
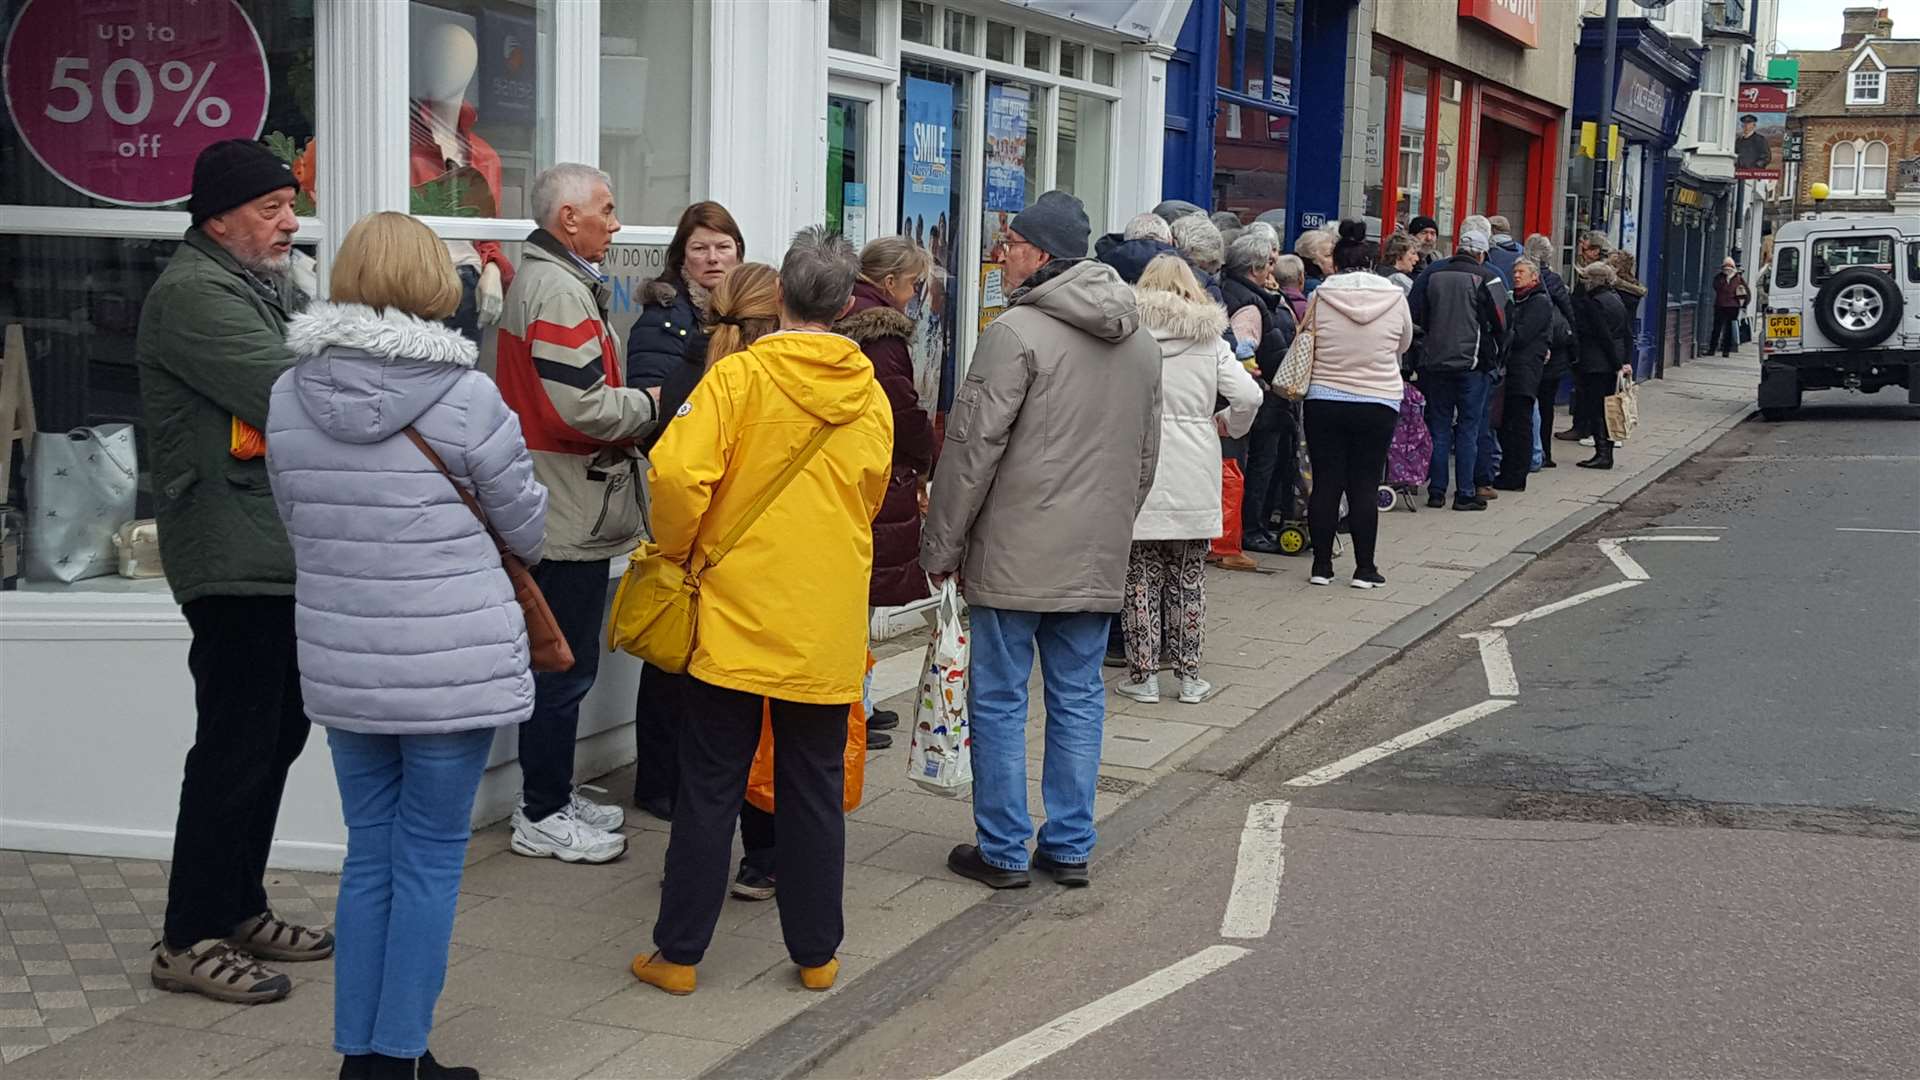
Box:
[0,0,1189,870]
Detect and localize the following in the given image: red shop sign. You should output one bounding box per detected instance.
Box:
[1459,0,1540,50]
[4,0,270,207]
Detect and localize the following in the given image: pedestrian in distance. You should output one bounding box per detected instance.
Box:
[1116,255,1261,706]
[1408,224,1510,511]
[484,163,662,864]
[1572,261,1633,470]
[267,212,546,1080]
[1494,257,1553,493]
[922,190,1162,891]
[626,201,745,822]
[634,227,892,997]
[136,139,333,1005]
[1300,219,1414,588]
[835,236,938,748]
[1526,233,1576,469]
[1220,230,1297,556]
[1710,257,1750,357]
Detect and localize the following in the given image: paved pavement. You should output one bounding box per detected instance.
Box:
[0,353,1766,1077]
[810,399,1920,1080]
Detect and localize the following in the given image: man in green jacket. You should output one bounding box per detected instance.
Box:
[135,140,333,1004]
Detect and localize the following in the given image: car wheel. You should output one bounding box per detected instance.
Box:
[1812,266,1903,349]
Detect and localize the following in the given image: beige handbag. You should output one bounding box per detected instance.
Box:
[1275,295,1317,401]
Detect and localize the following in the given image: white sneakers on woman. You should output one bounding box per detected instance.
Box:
[1117,673,1212,705]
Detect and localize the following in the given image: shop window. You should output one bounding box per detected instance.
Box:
[1362,48,1390,227]
[601,1,697,227]
[1024,32,1052,73]
[1219,0,1296,101]
[900,61,970,411]
[944,10,977,54]
[1398,62,1429,226]
[0,1,315,214]
[1057,93,1112,243]
[1827,139,1889,196]
[1059,42,1085,81]
[827,96,872,242]
[1092,50,1116,87]
[1694,47,1726,146]
[1432,76,1463,251]
[985,21,1017,63]
[983,78,1040,261]
[829,0,879,54]
[407,1,555,220]
[901,1,935,46]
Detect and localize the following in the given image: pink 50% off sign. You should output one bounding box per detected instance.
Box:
[3,0,270,207]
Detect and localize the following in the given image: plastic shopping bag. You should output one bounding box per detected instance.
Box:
[908,578,972,798]
[746,655,869,815]
[1210,458,1246,558]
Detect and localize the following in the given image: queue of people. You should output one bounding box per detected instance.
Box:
[137,136,1643,1078]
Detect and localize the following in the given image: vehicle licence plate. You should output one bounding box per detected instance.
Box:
[1767,314,1801,338]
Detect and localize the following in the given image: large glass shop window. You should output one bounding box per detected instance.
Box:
[1,0,316,212]
[406,0,554,221]
[601,0,698,227]
[900,61,969,414]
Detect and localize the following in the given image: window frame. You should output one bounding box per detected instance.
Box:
[1826,138,1890,197]
[1845,52,1886,106]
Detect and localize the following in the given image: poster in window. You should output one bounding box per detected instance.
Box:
[984,83,1029,213]
[902,76,955,412]
[479,9,537,127]
[1734,82,1788,181]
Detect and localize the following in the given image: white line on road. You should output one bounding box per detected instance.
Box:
[1596,539,1650,581]
[1461,631,1520,696]
[1219,801,1290,940]
[1621,534,1723,542]
[1282,699,1516,788]
[1835,527,1920,535]
[1491,580,1643,629]
[934,945,1252,1080]
[1639,525,1727,530]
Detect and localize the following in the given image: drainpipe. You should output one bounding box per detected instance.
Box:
[1591,0,1621,229]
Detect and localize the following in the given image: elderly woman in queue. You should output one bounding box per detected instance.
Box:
[1524,234,1575,468]
[1295,227,1336,297]
[1572,261,1633,471]
[1494,257,1552,493]
[833,236,936,745]
[627,201,745,820]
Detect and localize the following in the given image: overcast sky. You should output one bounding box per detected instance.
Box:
[1770,0,1920,51]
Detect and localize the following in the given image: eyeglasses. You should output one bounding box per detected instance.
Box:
[1005,237,1038,254]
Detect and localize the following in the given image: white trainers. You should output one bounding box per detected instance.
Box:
[1116,674,1161,704]
[568,788,625,833]
[510,807,627,864]
[1178,677,1212,704]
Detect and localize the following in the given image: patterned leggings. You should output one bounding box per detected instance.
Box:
[1123,539,1209,682]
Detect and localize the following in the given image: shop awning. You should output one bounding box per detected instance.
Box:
[993,0,1190,45]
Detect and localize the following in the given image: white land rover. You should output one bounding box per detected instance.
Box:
[1759,215,1920,419]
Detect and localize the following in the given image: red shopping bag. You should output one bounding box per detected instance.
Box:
[1210,459,1246,558]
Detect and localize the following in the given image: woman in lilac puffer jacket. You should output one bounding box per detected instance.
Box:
[265,212,544,1080]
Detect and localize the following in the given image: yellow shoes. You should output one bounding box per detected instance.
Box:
[631,952,696,996]
[798,957,839,991]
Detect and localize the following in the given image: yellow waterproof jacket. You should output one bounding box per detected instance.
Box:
[648,330,893,704]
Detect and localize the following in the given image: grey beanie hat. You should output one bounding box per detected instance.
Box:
[1011,190,1092,260]
[1458,228,1491,255]
[1153,199,1205,224]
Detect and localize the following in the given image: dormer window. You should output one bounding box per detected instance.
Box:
[1847,51,1887,105]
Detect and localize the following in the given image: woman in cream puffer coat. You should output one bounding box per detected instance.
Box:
[1117,255,1262,707]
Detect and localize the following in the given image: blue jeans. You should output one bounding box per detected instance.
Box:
[1530,401,1544,471]
[967,607,1108,871]
[329,727,493,1058]
[1422,370,1489,501]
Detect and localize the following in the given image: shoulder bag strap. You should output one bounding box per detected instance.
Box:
[404,428,511,560]
[695,422,838,574]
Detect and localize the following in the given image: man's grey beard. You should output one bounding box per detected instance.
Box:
[233,237,294,275]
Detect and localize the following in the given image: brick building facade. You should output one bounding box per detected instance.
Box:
[1785,8,1920,215]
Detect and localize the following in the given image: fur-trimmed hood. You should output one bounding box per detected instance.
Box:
[282,301,480,445]
[834,303,914,345]
[1133,285,1228,354]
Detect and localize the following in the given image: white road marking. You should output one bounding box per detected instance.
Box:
[1620,534,1723,542]
[1219,801,1290,940]
[1835,527,1920,535]
[1596,539,1650,581]
[1282,699,1516,788]
[934,945,1252,1080]
[1491,580,1643,629]
[1639,525,1727,530]
[1462,630,1520,696]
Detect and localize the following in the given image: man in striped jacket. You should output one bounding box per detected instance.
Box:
[483,163,661,864]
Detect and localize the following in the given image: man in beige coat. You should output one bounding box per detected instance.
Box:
[922,190,1161,890]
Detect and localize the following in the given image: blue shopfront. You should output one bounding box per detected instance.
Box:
[1572,18,1699,379]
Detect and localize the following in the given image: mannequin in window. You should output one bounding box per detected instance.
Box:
[410,22,514,341]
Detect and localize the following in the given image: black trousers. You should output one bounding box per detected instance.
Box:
[1539,374,1563,461]
[520,559,610,822]
[631,662,686,815]
[164,596,311,949]
[654,679,847,967]
[1710,307,1740,355]
[1303,399,1399,575]
[1576,372,1617,451]
[1243,399,1298,534]
[1496,393,1536,490]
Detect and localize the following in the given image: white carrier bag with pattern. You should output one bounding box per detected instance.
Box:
[907,577,973,798]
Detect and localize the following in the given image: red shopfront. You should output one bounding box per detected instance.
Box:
[1362,41,1562,247]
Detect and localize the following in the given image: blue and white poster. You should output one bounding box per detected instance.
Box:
[902,77,956,412]
[903,77,953,238]
[984,84,1030,213]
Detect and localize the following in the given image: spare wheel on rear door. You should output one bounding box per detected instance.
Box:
[1813,266,1903,349]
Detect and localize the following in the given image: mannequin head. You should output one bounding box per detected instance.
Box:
[414,23,478,104]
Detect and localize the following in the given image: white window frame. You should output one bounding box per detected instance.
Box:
[1846,50,1886,106]
[1827,138,1890,197]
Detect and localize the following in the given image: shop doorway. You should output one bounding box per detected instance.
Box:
[1475,119,1534,228]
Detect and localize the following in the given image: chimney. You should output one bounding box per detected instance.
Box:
[1839,6,1883,48]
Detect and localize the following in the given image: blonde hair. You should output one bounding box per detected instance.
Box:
[1136,254,1209,304]
[329,212,461,319]
[704,262,780,365]
[857,236,933,292]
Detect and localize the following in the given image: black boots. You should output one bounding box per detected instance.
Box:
[343,1051,479,1080]
[1576,445,1615,470]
